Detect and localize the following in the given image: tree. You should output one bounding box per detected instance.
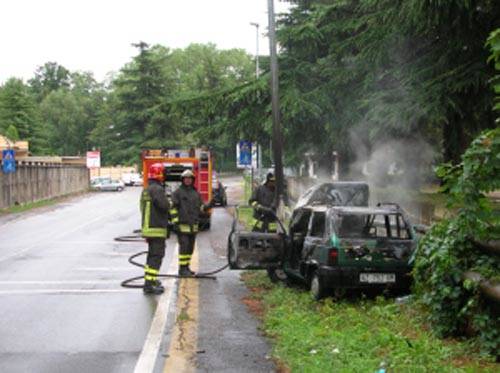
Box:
[0,78,47,153]
[29,62,71,103]
[275,0,500,174]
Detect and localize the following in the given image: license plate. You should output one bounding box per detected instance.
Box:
[359,273,396,283]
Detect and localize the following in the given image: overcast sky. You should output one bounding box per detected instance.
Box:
[0,0,291,84]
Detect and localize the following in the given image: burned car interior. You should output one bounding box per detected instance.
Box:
[228,182,417,299]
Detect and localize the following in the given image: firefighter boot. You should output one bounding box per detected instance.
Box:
[143,280,164,295]
[178,265,192,277]
[153,280,164,291]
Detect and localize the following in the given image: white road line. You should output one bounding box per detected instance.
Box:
[134,244,179,373]
[76,267,137,271]
[0,280,121,285]
[0,289,132,295]
[0,207,137,263]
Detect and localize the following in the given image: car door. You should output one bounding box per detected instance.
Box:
[301,211,327,264]
[227,210,285,270]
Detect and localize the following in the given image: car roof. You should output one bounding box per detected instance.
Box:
[328,206,403,214]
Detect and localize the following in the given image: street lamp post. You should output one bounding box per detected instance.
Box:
[250,22,260,78]
[250,22,262,182]
[267,0,285,205]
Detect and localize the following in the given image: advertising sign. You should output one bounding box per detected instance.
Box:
[236,140,252,168]
[86,151,101,169]
[2,149,15,174]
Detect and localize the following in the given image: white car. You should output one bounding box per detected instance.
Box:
[122,173,143,186]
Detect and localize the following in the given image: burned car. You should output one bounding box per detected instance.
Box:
[229,203,417,300]
[295,181,369,208]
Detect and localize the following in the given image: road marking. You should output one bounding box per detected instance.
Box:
[0,289,131,295]
[76,267,137,271]
[134,244,179,373]
[163,244,199,373]
[0,280,121,285]
[0,207,137,263]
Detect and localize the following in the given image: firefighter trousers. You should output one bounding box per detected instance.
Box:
[177,233,196,267]
[146,238,166,271]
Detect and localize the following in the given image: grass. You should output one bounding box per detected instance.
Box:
[0,198,60,214]
[0,191,88,215]
[241,271,498,373]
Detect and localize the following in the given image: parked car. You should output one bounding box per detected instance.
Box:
[121,172,143,186]
[91,177,125,192]
[212,180,227,206]
[229,195,417,300]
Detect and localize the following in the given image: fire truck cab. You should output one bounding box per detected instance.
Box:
[142,148,213,230]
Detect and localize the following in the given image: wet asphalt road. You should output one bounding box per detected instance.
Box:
[0,177,275,373]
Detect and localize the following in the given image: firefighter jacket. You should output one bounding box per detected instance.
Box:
[249,183,277,221]
[140,180,170,238]
[170,184,206,234]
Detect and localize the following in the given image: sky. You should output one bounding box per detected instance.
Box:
[0,0,291,84]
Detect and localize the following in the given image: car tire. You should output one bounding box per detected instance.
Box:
[310,271,326,301]
[117,187,124,192]
[267,266,288,283]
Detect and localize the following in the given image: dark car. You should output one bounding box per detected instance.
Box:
[212,181,227,206]
[228,203,417,300]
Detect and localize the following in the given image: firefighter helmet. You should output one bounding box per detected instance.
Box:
[147,163,164,182]
[181,169,195,179]
[266,172,276,183]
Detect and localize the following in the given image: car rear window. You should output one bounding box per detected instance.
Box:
[337,213,411,239]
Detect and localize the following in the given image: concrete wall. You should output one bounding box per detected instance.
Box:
[0,162,89,209]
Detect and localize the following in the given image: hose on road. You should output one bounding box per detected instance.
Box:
[115,234,229,289]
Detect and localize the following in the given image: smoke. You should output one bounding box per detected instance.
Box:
[340,129,439,224]
[348,135,437,191]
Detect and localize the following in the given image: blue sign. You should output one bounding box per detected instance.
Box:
[2,149,16,174]
[238,140,252,167]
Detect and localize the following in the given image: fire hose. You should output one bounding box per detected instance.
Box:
[116,233,229,289]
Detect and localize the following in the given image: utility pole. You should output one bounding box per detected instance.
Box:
[267,0,285,203]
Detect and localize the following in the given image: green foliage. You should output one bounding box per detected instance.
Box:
[0,78,47,153]
[4,125,19,141]
[242,271,497,371]
[276,0,499,169]
[90,42,255,166]
[414,128,500,356]
[29,62,70,103]
[486,28,500,116]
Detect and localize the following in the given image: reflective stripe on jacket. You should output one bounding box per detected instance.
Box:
[141,180,170,238]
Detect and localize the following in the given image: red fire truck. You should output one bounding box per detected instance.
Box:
[141,148,213,229]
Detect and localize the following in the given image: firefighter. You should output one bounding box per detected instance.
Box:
[249,172,278,232]
[140,163,170,294]
[170,169,211,276]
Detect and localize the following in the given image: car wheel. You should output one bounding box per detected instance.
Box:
[267,266,288,283]
[310,271,326,301]
[117,187,124,192]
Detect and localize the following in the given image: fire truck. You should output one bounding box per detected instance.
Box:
[141,148,214,229]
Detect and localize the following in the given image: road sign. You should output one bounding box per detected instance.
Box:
[236,140,252,168]
[2,149,16,174]
[86,151,101,169]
